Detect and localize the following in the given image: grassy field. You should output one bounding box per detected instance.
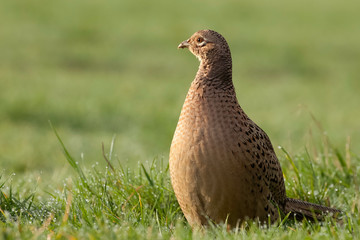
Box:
[1,0,359,239]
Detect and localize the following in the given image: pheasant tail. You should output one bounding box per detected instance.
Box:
[285,198,341,221]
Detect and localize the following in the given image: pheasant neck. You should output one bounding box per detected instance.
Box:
[194,56,233,91]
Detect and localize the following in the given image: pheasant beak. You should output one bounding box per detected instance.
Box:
[178,40,190,49]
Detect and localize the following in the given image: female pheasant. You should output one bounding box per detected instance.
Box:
[169,29,340,227]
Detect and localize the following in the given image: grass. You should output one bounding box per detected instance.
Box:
[0,127,359,239]
[0,0,360,238]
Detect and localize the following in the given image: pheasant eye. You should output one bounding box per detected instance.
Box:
[196,37,203,43]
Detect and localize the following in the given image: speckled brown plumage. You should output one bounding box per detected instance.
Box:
[169,30,340,227]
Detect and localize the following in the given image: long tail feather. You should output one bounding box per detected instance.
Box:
[285,198,341,221]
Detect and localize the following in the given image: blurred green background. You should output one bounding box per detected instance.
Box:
[1,0,359,181]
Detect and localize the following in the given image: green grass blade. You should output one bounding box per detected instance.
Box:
[141,163,154,186]
[49,121,97,196]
